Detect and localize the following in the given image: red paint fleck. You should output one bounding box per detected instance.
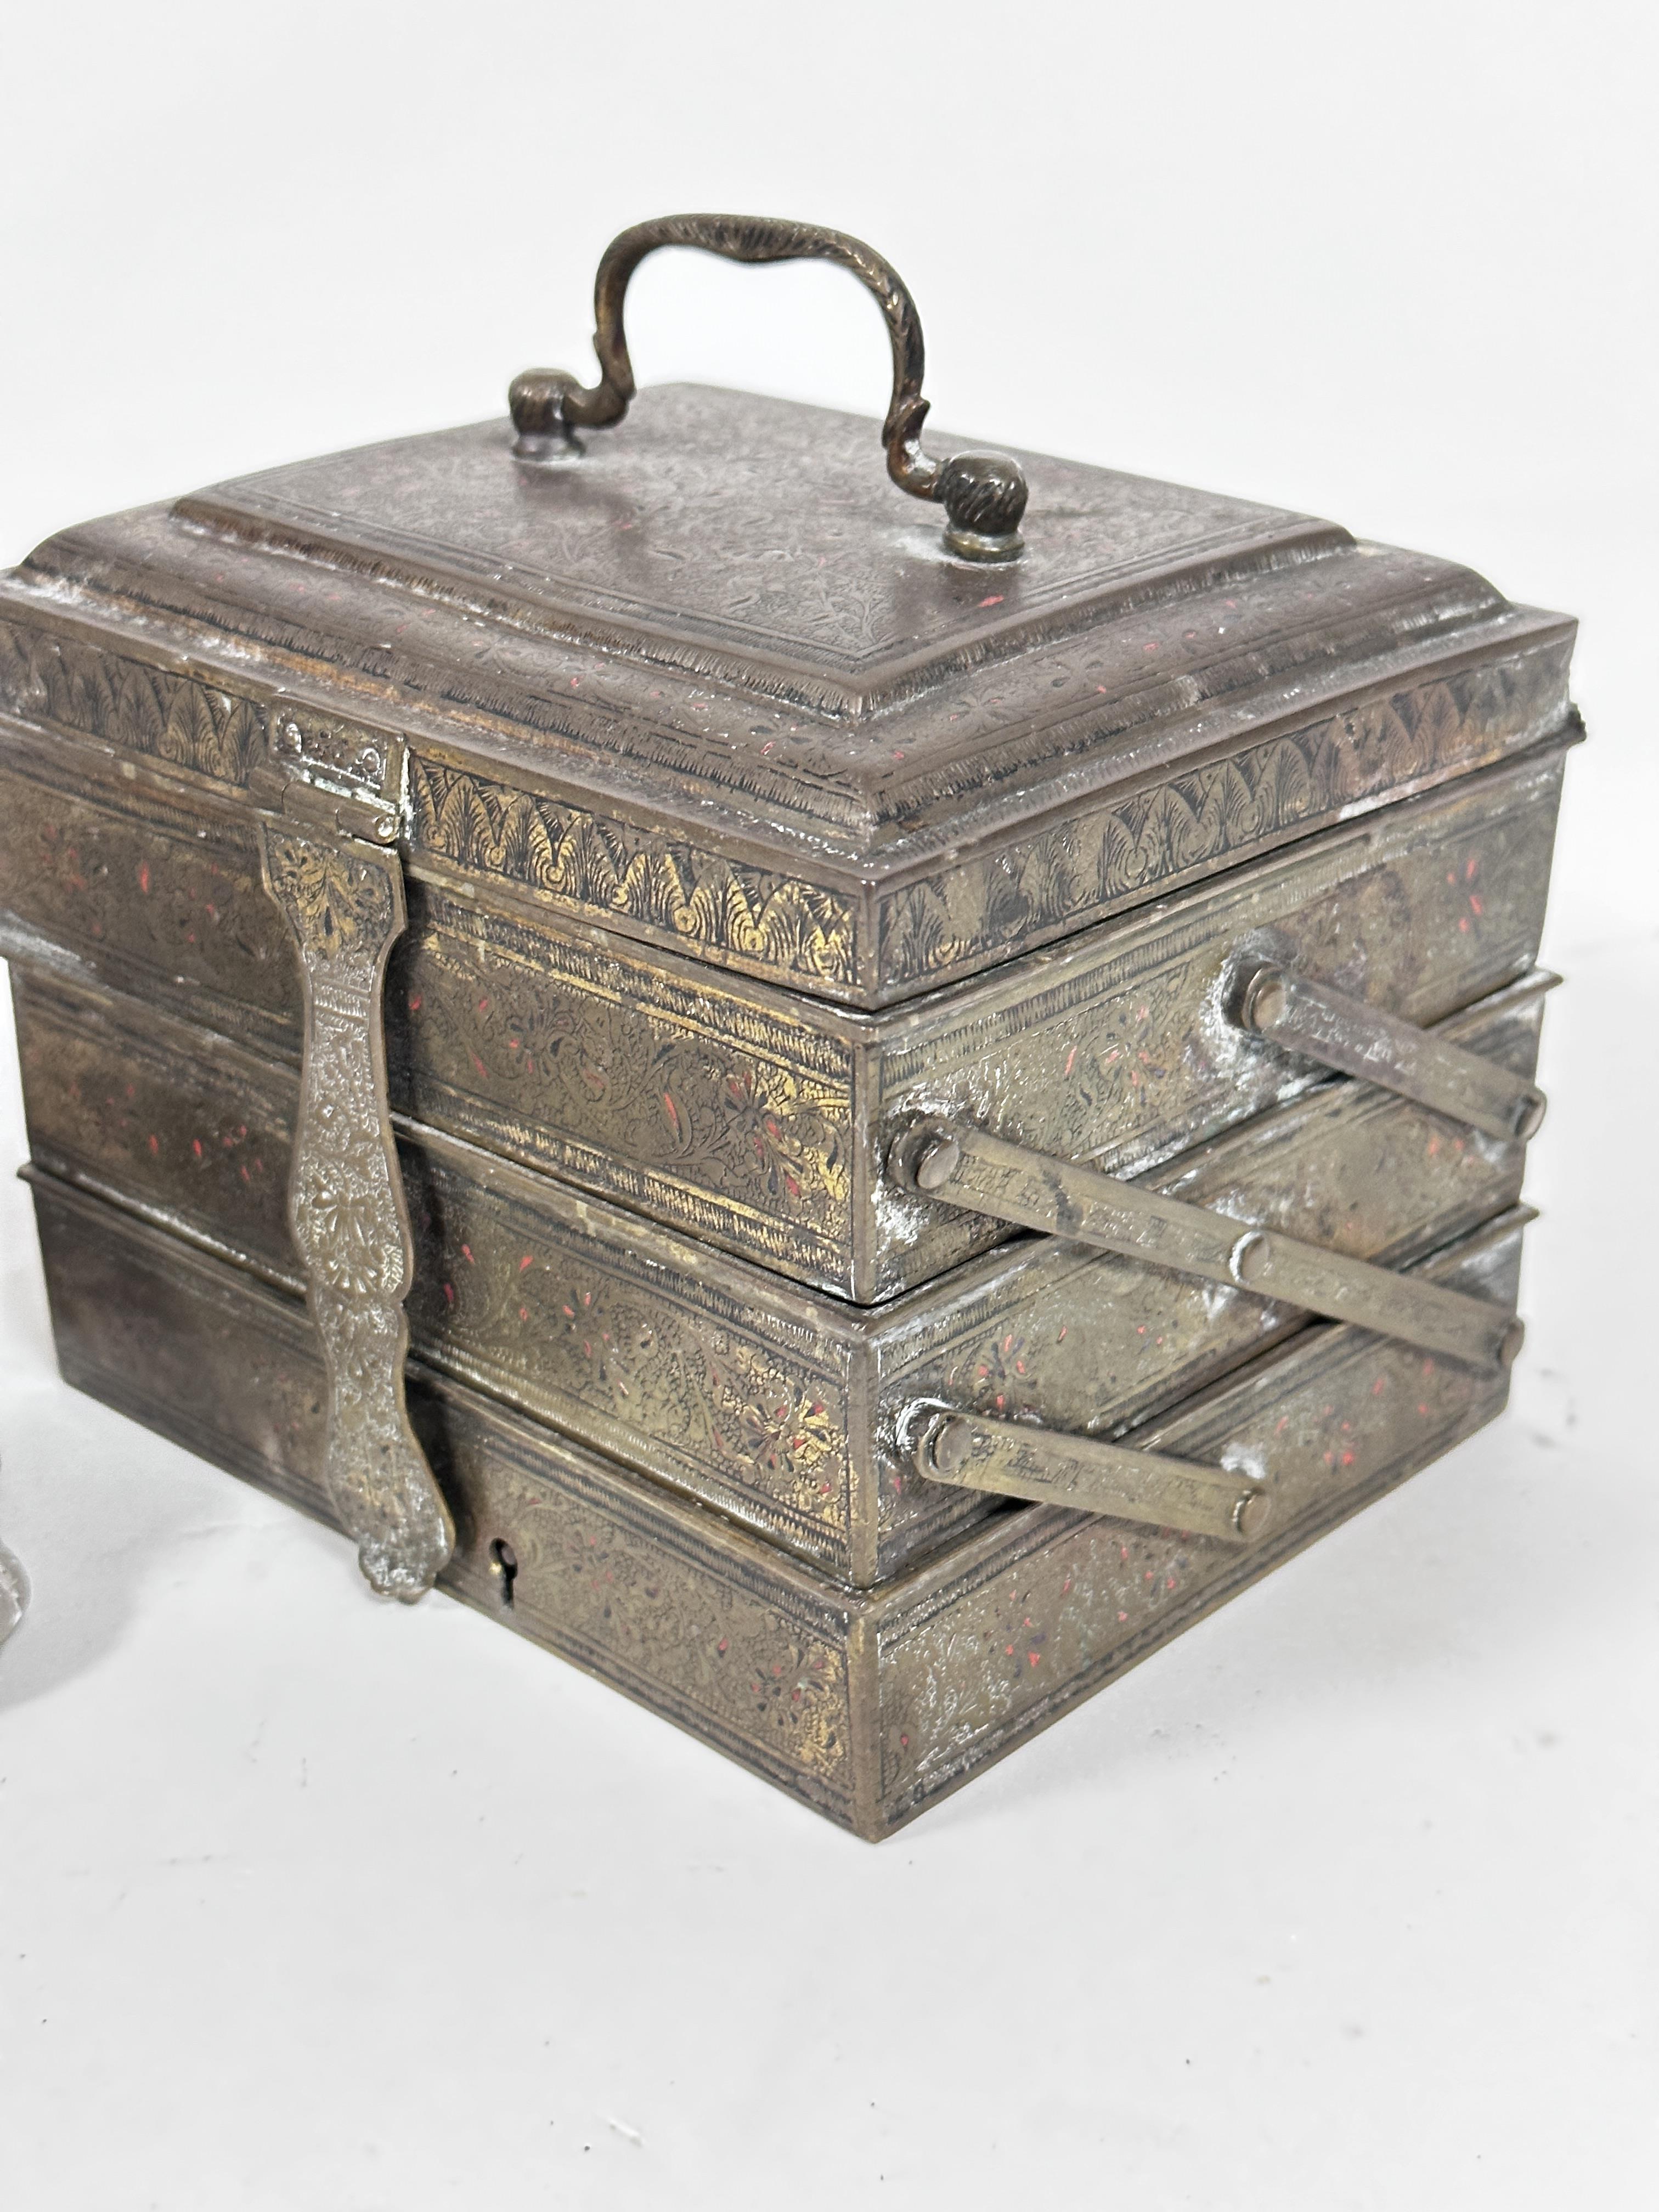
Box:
[1143,641,1159,654]
[979,594,1004,608]
[1469,894,1483,916]
[1372,1376,1387,1396]
[1058,1326,1067,1341]
[442,1283,454,1306]
[1119,1545,1129,1561]
[1064,1045,1078,1077]
[1323,1451,1335,1466]
[1005,1645,1015,1657]
[191,1138,202,1159]
[1340,1450,1356,1466]
[562,1305,575,1319]
[137,864,150,894]
[461,1244,475,1265]
[518,1306,528,1321]
[1166,1574,1177,1589]
[1028,1651,1041,1667]
[663,1092,680,1135]
[469,1051,488,1079]
[407,994,422,1013]
[900,1733,909,1748]
[1118,1610,1128,1622]
[1417,1401,1431,1416]
[519,1255,533,1272]
[1458,916,1470,933]
[147,1133,159,1154]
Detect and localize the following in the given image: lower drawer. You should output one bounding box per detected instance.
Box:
[13,963,1549,1584]
[30,1173,1526,1841]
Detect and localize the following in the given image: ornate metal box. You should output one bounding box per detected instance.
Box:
[1,219,1577,1834]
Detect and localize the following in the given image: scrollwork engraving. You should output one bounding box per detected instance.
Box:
[259,822,452,1598]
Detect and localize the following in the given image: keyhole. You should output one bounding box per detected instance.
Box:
[490,1538,518,1607]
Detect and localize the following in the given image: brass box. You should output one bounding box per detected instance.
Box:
[0,219,1576,1832]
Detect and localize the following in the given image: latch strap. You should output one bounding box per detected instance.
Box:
[258,806,453,1600]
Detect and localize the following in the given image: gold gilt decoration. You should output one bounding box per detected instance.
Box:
[408,755,856,989]
[876,667,1537,990]
[0,618,261,787]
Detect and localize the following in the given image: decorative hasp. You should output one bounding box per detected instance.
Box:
[259,822,453,1599]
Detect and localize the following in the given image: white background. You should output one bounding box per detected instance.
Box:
[2,2,1655,2203]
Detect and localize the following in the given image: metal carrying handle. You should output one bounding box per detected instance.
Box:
[889,1119,1524,1373]
[906,1403,1271,1547]
[1237,964,1547,1142]
[507,213,1030,563]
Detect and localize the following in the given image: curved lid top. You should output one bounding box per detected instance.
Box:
[6,383,1573,1005]
[171,385,1351,716]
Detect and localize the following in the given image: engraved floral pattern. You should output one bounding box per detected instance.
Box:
[398,900,854,1260]
[876,669,1528,990]
[260,822,452,1598]
[0,618,259,785]
[409,755,855,988]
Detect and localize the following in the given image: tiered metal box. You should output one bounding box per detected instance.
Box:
[0,219,1576,1835]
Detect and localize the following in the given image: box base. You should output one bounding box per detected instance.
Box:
[27,1170,1523,1838]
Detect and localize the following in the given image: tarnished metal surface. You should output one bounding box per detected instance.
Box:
[27,1172,1527,1838]
[257,808,452,1601]
[509,216,1029,561]
[890,1117,1523,1368]
[0,334,1577,1825]
[0,724,1567,1298]
[1239,962,1547,1139]
[12,961,1550,1585]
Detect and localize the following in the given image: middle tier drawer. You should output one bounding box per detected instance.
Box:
[12,963,1549,1586]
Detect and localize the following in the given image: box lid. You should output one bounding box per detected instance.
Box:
[1,222,1575,1009]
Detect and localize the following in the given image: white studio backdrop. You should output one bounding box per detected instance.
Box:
[1,3,1655,2207]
